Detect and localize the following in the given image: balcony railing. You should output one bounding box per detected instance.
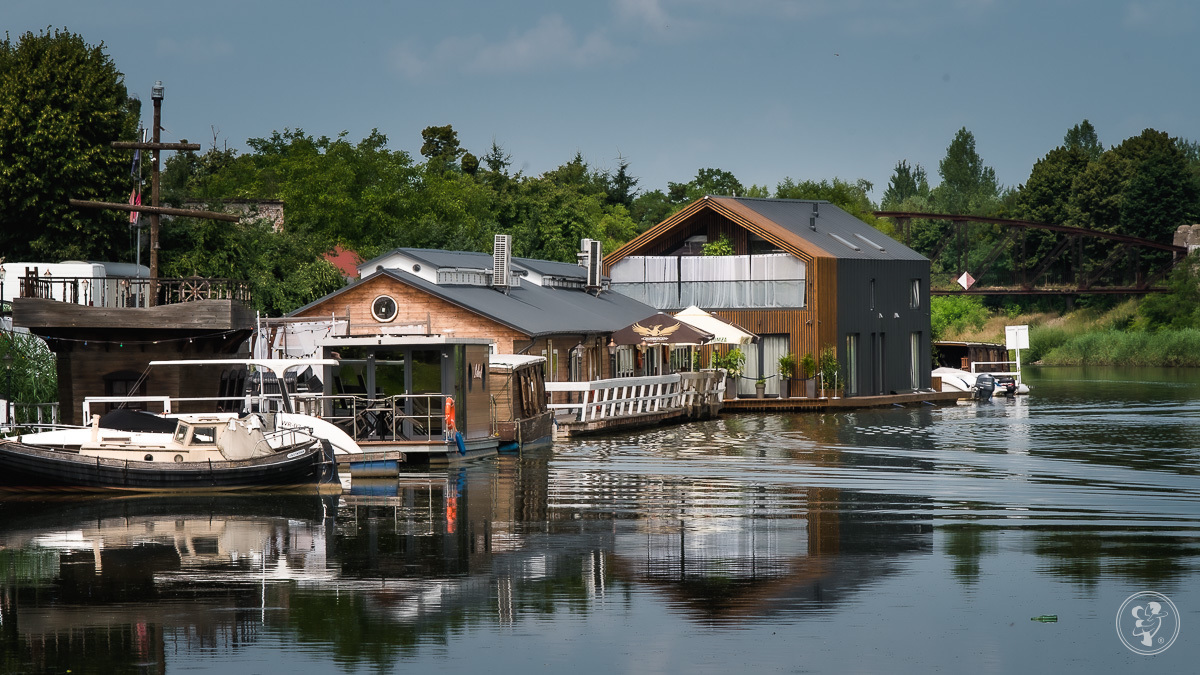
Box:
[12,275,251,308]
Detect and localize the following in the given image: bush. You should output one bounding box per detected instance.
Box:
[1040,329,1200,366]
[931,295,990,341]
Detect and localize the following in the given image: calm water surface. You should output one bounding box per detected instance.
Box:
[1,367,1198,673]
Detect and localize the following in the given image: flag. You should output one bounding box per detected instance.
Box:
[128,189,141,226]
[956,271,976,290]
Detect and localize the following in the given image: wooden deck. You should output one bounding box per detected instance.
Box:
[722,390,968,412]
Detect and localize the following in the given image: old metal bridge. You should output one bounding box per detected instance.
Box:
[874,211,1187,296]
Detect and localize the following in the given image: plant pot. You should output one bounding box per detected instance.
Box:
[805,378,817,398]
[780,379,791,398]
[755,383,766,399]
[724,375,737,401]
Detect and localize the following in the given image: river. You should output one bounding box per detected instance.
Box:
[0,367,1197,673]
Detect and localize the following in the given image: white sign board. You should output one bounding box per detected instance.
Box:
[1005,325,1029,351]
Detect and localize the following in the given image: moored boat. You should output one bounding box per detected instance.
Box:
[0,413,336,491]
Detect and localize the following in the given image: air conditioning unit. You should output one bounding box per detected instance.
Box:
[586,238,603,290]
[493,234,511,290]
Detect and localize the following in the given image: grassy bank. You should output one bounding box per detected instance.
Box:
[938,297,1200,367]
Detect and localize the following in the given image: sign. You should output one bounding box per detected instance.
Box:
[1005,324,1029,351]
[957,271,976,290]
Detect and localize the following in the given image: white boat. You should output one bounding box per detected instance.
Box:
[0,412,336,491]
[933,367,1029,396]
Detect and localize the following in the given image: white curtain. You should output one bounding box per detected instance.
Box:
[612,254,806,309]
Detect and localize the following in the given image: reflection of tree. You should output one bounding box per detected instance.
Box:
[942,522,995,585]
[1033,531,1194,588]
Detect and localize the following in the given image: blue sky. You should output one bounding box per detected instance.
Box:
[10,1,1198,200]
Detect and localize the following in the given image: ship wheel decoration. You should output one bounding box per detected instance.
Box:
[179,278,210,302]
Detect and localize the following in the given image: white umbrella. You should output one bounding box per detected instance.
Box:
[673,306,758,345]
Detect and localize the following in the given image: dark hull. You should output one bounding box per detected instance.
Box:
[0,439,337,492]
[496,410,554,447]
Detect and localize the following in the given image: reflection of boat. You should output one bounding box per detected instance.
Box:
[0,412,336,491]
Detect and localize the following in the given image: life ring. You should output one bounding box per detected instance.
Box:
[444,396,456,432]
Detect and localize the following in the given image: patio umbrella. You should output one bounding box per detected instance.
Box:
[610,312,714,345]
[673,306,758,345]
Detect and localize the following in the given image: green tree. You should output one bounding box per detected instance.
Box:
[931,127,1000,216]
[1064,119,1104,161]
[667,167,745,203]
[881,160,930,210]
[419,124,464,168]
[0,332,58,412]
[774,177,882,228]
[0,28,141,261]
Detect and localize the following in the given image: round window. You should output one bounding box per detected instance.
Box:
[371,294,398,323]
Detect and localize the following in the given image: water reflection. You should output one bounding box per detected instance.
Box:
[0,367,1198,671]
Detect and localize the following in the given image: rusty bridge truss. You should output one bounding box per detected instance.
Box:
[874,212,1187,296]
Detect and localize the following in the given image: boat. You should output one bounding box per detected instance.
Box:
[0,411,337,491]
[488,353,553,451]
[933,367,1030,396]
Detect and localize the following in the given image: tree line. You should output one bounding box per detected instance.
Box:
[4,28,1199,321]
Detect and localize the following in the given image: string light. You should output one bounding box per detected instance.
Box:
[41,328,246,347]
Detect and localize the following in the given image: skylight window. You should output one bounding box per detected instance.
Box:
[853,233,886,252]
[828,232,861,252]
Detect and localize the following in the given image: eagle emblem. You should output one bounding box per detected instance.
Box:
[632,322,681,338]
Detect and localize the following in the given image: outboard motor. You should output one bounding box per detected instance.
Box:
[994,374,1017,397]
[972,373,996,401]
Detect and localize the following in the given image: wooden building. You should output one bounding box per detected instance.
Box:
[290,247,661,387]
[604,196,931,397]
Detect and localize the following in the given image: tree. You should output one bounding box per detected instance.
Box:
[1064,119,1104,161]
[0,28,140,261]
[931,127,1000,216]
[881,160,930,210]
[419,124,464,168]
[667,168,745,204]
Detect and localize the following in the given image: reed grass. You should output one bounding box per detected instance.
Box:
[1040,329,1200,366]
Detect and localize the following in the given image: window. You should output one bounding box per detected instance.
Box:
[910,332,922,390]
[191,427,217,444]
[869,280,876,311]
[104,370,145,412]
[371,294,398,322]
[845,334,859,396]
[910,279,921,310]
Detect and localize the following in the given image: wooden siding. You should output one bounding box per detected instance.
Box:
[293,276,529,353]
[13,298,255,332]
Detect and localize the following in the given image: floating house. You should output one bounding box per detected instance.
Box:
[605,196,932,397]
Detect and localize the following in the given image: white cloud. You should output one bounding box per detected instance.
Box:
[390,15,629,79]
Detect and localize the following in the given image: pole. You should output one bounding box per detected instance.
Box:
[150,85,162,306]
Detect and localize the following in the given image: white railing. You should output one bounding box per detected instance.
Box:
[546,373,683,422]
[970,360,1023,385]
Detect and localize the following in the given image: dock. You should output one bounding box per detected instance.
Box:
[721,390,968,412]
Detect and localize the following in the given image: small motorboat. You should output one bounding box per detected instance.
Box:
[0,412,336,491]
[971,373,996,401]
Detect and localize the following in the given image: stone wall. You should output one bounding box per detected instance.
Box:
[1173,224,1200,253]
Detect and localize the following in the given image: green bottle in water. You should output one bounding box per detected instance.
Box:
[1030,615,1058,623]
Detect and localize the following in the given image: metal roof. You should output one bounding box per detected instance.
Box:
[725,197,927,262]
[359,268,658,338]
[512,256,587,279]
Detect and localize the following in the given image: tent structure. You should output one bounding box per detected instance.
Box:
[610,312,714,345]
[673,306,758,345]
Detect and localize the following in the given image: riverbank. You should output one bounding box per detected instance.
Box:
[942,298,1200,366]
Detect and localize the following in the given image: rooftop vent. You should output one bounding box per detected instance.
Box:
[493,234,511,291]
[810,202,819,231]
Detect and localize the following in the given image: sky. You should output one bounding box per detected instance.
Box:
[9,0,1199,201]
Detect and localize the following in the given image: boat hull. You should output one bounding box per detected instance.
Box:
[0,439,337,492]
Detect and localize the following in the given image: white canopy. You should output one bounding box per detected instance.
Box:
[673,306,758,345]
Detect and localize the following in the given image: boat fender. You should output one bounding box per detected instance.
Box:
[455,431,466,455]
[445,396,457,433]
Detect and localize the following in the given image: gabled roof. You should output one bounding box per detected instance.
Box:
[607,196,926,265]
[290,267,656,338]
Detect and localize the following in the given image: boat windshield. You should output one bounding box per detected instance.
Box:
[174,424,188,443]
[191,427,217,444]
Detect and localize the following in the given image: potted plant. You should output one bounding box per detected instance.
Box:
[819,346,841,398]
[716,348,745,400]
[800,352,817,398]
[755,377,767,399]
[778,353,797,398]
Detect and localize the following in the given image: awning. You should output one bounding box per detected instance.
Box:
[673,306,759,345]
[610,312,714,345]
